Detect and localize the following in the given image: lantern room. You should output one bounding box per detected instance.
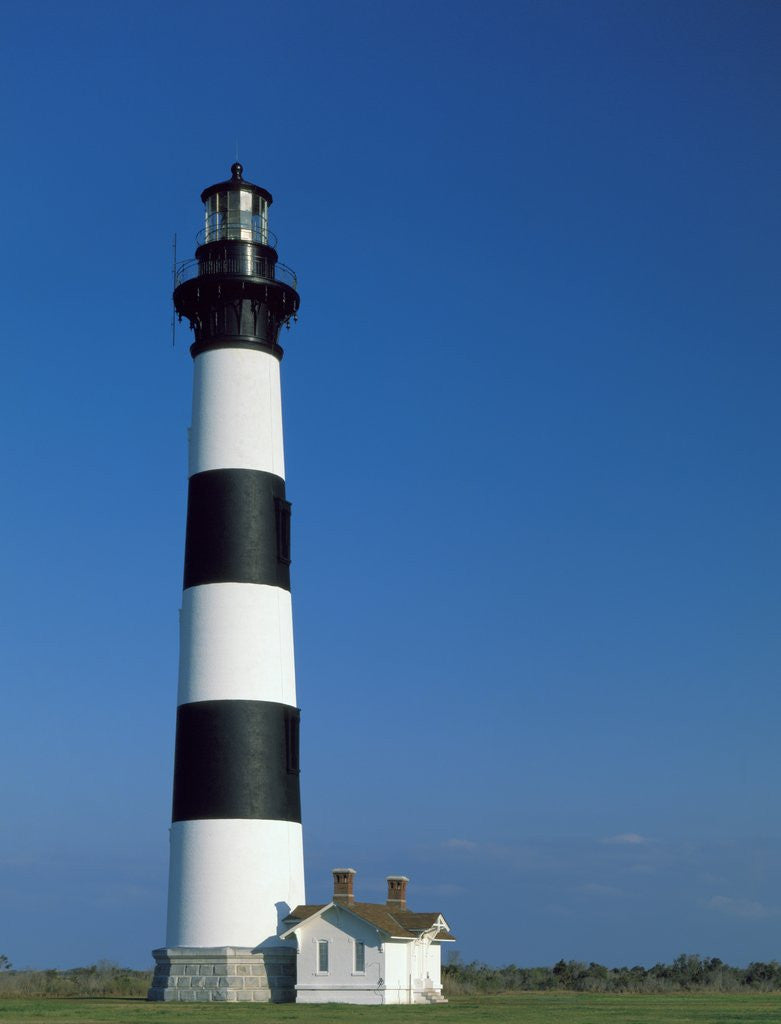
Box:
[200,162,273,246]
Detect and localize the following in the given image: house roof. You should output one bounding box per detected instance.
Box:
[282,901,455,942]
[395,910,455,939]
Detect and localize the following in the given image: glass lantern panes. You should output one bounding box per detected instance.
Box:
[204,190,268,244]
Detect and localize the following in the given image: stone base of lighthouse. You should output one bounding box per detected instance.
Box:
[148,947,296,1002]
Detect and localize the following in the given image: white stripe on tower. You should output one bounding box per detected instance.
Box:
[189,347,285,477]
[166,819,304,948]
[178,585,296,706]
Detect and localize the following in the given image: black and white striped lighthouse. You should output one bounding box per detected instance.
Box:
[150,164,303,1003]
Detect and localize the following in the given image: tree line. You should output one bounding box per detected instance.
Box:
[442,953,781,994]
[3,952,781,999]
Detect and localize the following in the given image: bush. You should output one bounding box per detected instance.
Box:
[0,962,153,999]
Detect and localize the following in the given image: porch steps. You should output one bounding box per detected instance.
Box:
[421,991,448,1004]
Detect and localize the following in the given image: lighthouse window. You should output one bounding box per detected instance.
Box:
[284,708,300,775]
[275,497,292,565]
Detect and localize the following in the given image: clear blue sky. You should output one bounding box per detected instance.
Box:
[1,0,779,970]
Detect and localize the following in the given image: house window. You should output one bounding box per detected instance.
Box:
[354,940,366,973]
[275,497,292,565]
[317,940,329,974]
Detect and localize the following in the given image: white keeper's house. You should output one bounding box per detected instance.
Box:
[281,869,455,1004]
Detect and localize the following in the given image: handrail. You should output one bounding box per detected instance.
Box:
[175,256,298,291]
[196,224,279,249]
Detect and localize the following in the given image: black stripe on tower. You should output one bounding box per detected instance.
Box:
[183,469,291,591]
[172,700,301,823]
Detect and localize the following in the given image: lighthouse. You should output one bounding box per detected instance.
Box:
[149,164,304,1003]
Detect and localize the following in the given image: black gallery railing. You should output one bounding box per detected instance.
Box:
[175,257,298,290]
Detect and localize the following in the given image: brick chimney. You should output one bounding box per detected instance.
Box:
[386,875,409,909]
[332,868,356,904]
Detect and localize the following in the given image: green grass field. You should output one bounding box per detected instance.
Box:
[1,993,780,1024]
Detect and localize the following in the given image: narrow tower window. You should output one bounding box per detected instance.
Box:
[275,497,292,565]
[284,708,300,775]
